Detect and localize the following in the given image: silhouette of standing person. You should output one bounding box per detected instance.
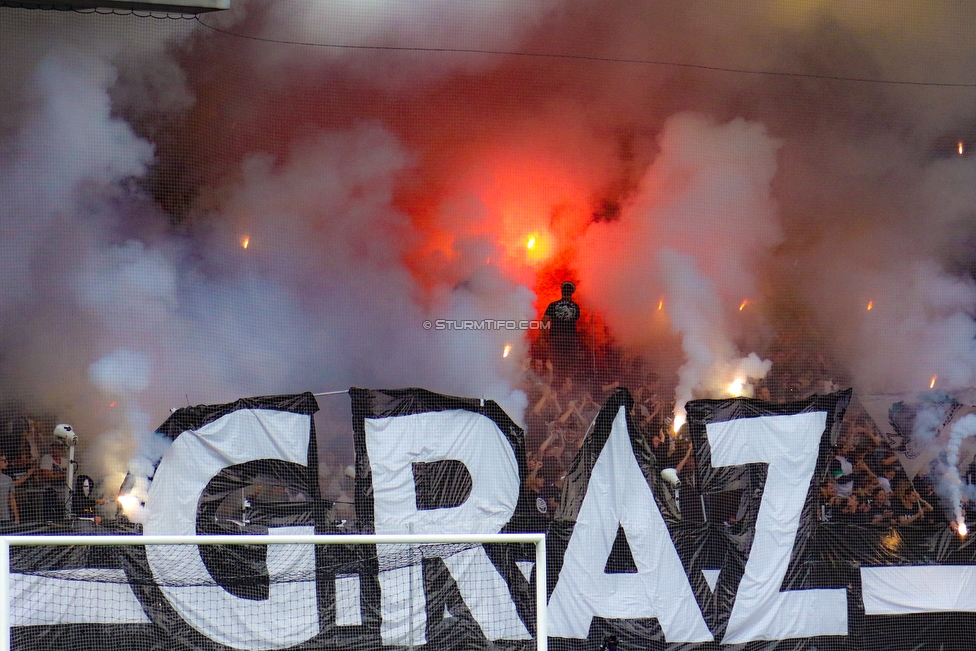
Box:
[543,281,581,383]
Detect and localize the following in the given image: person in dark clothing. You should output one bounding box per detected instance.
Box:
[73,475,106,524]
[517,458,561,532]
[543,281,581,382]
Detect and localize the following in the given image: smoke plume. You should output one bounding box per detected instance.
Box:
[0,2,975,503]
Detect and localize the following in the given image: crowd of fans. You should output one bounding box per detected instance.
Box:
[516,353,685,528]
[509,282,705,527]
[820,416,937,526]
[310,299,960,533]
[0,414,91,527]
[513,291,949,531]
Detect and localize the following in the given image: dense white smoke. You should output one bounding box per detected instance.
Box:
[901,400,976,531]
[0,7,537,500]
[935,414,976,534]
[0,43,160,488]
[658,249,773,428]
[88,348,160,516]
[1,1,975,508]
[579,115,779,422]
[833,262,976,394]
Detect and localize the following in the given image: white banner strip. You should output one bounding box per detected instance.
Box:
[862,566,976,614]
[11,571,150,625]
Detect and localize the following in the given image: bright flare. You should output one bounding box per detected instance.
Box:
[959,522,968,537]
[739,299,748,311]
[867,301,873,311]
[502,344,511,358]
[930,376,937,389]
[960,141,965,156]
[658,299,664,311]
[117,494,140,512]
[672,412,687,433]
[520,230,554,264]
[242,236,250,249]
[728,377,746,397]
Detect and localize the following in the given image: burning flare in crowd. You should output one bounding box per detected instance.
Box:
[943,414,976,539]
[117,493,141,513]
[672,411,686,433]
[728,377,746,396]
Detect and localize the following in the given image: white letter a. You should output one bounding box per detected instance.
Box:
[548,407,713,643]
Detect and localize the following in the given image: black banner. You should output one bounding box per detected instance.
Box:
[11,388,976,651]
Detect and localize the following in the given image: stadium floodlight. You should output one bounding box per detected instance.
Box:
[7,0,228,13]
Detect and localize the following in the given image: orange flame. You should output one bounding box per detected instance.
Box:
[739,299,748,311]
[521,231,554,265]
[930,376,937,389]
[867,301,873,311]
[959,522,968,537]
[959,141,965,156]
[242,236,250,250]
[502,344,511,358]
[658,299,664,311]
